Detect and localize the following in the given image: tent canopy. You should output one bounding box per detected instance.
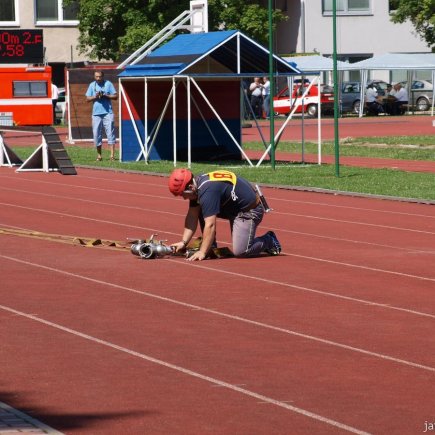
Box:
[119,30,302,78]
[346,53,435,70]
[344,53,435,116]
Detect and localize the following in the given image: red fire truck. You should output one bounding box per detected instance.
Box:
[0,66,53,126]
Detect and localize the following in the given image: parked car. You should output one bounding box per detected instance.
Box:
[398,80,433,111]
[340,80,390,114]
[273,83,334,117]
[55,87,66,123]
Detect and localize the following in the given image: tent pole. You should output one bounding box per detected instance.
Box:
[144,78,148,163]
[432,70,435,117]
[173,77,177,167]
[187,77,191,168]
[119,82,146,162]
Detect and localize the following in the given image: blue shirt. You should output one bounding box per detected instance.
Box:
[85,80,116,116]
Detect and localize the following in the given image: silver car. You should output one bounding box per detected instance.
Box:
[340,80,390,114]
[399,80,433,111]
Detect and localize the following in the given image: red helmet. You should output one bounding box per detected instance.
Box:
[168,168,193,196]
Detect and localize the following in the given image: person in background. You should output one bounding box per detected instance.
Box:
[168,168,281,261]
[249,77,264,119]
[51,81,59,125]
[365,83,384,116]
[85,70,118,161]
[262,76,271,119]
[389,82,408,115]
[383,84,395,114]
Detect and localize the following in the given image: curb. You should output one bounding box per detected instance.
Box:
[0,402,63,434]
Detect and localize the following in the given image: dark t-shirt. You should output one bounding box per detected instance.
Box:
[191,173,256,219]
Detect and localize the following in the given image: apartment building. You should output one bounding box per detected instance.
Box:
[273,0,431,81]
[0,0,86,85]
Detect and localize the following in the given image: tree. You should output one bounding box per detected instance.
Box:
[65,0,286,61]
[389,0,435,50]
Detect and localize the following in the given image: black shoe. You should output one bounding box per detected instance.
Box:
[265,231,281,255]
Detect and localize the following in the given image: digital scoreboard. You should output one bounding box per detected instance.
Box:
[0,30,44,64]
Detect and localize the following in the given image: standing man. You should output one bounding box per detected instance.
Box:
[249,77,264,119]
[85,70,117,161]
[262,76,271,119]
[168,168,281,261]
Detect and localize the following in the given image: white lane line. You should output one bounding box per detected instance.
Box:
[0,188,184,217]
[1,234,433,318]
[0,303,370,435]
[273,211,435,235]
[1,255,434,373]
[0,202,178,236]
[169,259,435,320]
[0,177,165,200]
[1,202,434,282]
[2,188,435,255]
[272,227,435,254]
[283,252,435,282]
[2,173,434,220]
[268,197,435,219]
[1,185,434,235]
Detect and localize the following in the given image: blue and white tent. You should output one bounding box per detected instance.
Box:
[118,30,303,165]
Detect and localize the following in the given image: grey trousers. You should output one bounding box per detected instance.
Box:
[230,204,273,257]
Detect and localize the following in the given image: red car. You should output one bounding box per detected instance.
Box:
[273,83,334,117]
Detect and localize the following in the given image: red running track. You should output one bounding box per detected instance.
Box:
[242,114,435,141]
[0,167,434,434]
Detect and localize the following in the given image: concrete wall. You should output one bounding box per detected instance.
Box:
[273,0,430,57]
[16,0,88,64]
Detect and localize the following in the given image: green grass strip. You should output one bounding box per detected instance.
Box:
[12,142,435,202]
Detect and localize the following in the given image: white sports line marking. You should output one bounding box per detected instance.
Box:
[271,227,435,255]
[0,202,175,236]
[4,188,435,255]
[174,259,435,320]
[1,228,433,320]
[0,187,184,217]
[274,211,435,235]
[1,201,434,282]
[13,171,429,220]
[283,252,435,282]
[1,255,434,373]
[270,197,435,219]
[0,303,370,435]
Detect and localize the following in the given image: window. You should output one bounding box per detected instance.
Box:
[0,0,19,25]
[13,81,48,97]
[323,0,371,15]
[36,0,79,24]
[389,0,400,13]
